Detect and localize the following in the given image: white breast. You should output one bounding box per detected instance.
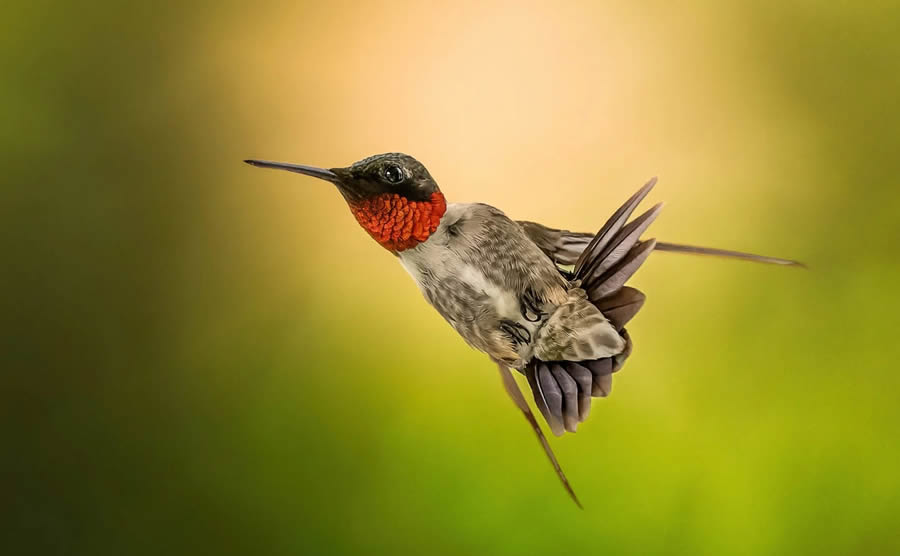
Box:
[399,204,522,318]
[457,263,521,321]
[398,203,542,342]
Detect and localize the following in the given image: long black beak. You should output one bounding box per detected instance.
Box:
[244,159,339,183]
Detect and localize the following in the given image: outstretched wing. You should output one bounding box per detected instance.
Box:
[517,222,804,267]
[516,178,804,439]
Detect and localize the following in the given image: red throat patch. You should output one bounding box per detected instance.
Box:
[349,192,447,251]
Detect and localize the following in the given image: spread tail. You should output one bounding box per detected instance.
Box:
[526,177,659,436]
[510,177,803,506]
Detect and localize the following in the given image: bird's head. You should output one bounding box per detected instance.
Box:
[245,153,446,252]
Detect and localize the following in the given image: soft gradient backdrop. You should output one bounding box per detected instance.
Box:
[4,1,899,554]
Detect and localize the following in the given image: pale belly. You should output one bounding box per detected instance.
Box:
[397,215,545,365]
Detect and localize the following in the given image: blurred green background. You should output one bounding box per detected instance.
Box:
[4,1,899,554]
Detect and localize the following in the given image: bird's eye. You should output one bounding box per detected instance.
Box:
[382,164,404,184]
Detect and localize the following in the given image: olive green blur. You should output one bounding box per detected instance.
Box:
[4,2,899,555]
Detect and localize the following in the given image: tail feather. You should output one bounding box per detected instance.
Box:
[585,357,614,396]
[524,350,623,436]
[526,362,562,436]
[526,179,659,436]
[566,363,594,421]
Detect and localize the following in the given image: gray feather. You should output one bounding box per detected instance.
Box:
[574,177,658,275]
[580,203,664,290]
[587,239,657,300]
[527,363,561,437]
[586,358,614,397]
[567,363,594,422]
[654,242,805,267]
[594,373,613,397]
[538,364,565,437]
[596,286,645,330]
[550,363,580,433]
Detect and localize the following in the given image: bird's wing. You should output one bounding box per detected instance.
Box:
[497,363,582,508]
[517,222,804,267]
[517,178,804,440]
[523,179,661,437]
[516,220,589,267]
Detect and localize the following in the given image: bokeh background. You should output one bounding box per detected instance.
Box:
[4,1,899,554]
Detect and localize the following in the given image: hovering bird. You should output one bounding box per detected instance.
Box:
[245,153,802,507]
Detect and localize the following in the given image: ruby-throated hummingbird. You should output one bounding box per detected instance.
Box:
[245,153,801,507]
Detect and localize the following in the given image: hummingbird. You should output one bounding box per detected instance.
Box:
[245,153,802,507]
